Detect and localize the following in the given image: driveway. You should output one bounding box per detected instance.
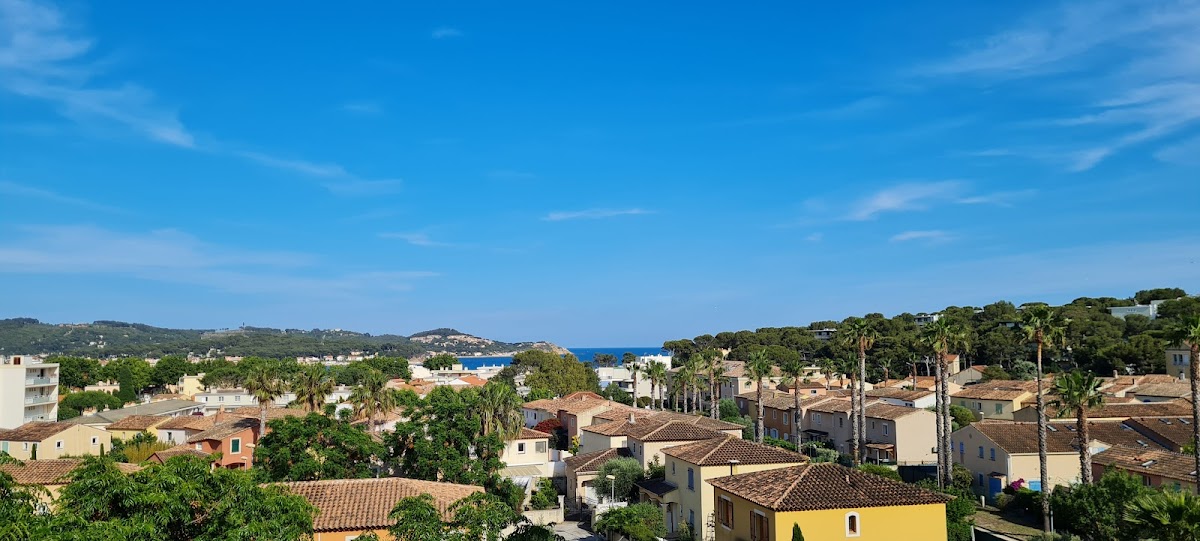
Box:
[554,522,602,541]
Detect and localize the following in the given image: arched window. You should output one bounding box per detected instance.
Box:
[846,511,861,537]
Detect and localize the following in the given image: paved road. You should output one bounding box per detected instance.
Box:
[554,522,602,541]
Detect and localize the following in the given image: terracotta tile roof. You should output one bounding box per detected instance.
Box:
[1131,383,1191,399]
[867,388,934,401]
[592,408,658,424]
[453,375,488,387]
[1125,417,1195,449]
[280,477,484,531]
[187,417,257,443]
[628,420,727,443]
[1037,400,1193,419]
[227,406,305,420]
[582,420,637,436]
[664,436,808,466]
[1049,421,1169,451]
[0,459,140,485]
[511,427,551,440]
[882,377,939,391]
[157,415,216,431]
[718,360,783,379]
[1093,445,1198,483]
[863,403,926,421]
[105,414,168,431]
[807,398,855,414]
[149,444,213,463]
[953,381,1035,400]
[564,448,632,475]
[0,422,74,442]
[710,463,951,512]
[971,421,1090,454]
[585,411,745,436]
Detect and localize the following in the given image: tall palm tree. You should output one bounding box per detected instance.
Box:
[1021,304,1067,532]
[839,318,878,466]
[478,381,524,439]
[646,360,667,411]
[291,364,334,413]
[707,351,727,419]
[817,358,837,390]
[779,358,807,443]
[1049,370,1105,485]
[1167,315,1200,493]
[676,359,696,413]
[746,349,775,443]
[349,369,393,432]
[628,361,642,408]
[921,319,969,489]
[244,365,285,436]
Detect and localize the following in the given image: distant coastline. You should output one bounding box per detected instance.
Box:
[457,346,664,369]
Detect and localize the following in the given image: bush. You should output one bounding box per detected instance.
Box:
[528,478,558,510]
[993,492,1013,511]
[857,464,901,481]
[763,436,797,452]
[1050,470,1151,541]
[1009,488,1043,518]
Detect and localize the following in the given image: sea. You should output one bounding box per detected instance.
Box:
[457,347,664,370]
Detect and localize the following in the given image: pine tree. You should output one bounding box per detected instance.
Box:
[792,523,805,541]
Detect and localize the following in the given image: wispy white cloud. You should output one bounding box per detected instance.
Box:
[236,150,402,196]
[1156,135,1200,166]
[378,232,452,247]
[919,0,1200,170]
[956,189,1037,206]
[847,181,963,220]
[340,101,383,115]
[0,225,437,296]
[236,151,348,178]
[543,208,653,221]
[724,96,888,126]
[0,0,194,147]
[432,27,463,39]
[890,230,955,243]
[0,180,122,213]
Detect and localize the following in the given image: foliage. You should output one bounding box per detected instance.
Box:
[792,523,805,541]
[1135,288,1187,305]
[109,432,171,463]
[0,467,50,540]
[1050,469,1151,541]
[385,492,522,541]
[764,436,798,452]
[450,492,519,541]
[477,381,526,439]
[387,386,504,486]
[980,364,1011,381]
[592,353,619,367]
[522,353,601,397]
[718,398,740,421]
[529,477,559,510]
[601,382,634,405]
[115,364,137,403]
[592,457,646,503]
[506,520,566,541]
[150,355,196,388]
[593,502,666,541]
[253,413,385,481]
[646,456,666,479]
[52,356,104,390]
[243,364,286,435]
[1124,490,1200,541]
[534,418,564,449]
[424,353,459,370]
[50,455,315,540]
[349,368,398,432]
[856,463,902,481]
[387,494,449,541]
[101,357,153,397]
[947,404,978,430]
[290,363,335,412]
[59,391,124,419]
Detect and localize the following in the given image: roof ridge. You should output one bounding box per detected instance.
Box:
[698,436,732,464]
[773,463,812,508]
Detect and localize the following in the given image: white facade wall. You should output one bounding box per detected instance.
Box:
[0,356,60,429]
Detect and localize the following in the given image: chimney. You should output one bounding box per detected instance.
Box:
[629,413,636,424]
[1113,370,1119,379]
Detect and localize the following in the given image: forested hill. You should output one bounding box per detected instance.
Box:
[0,319,564,359]
[663,288,1198,379]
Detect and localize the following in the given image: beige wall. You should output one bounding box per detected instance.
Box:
[666,455,804,538]
[955,396,1028,420]
[713,488,947,541]
[951,424,1083,495]
[0,425,111,460]
[579,432,626,455]
[864,409,937,465]
[501,436,551,475]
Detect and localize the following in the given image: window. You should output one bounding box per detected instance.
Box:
[0,442,6,453]
[978,474,984,486]
[871,421,875,430]
[846,512,861,537]
[230,438,241,454]
[990,448,996,461]
[784,414,789,425]
[752,511,769,541]
[517,442,526,454]
[995,403,1004,415]
[235,395,241,402]
[687,468,695,490]
[91,437,99,446]
[672,462,676,475]
[535,441,547,454]
[688,510,695,529]
[22,442,28,451]
[772,410,776,419]
[195,443,202,451]
[814,413,822,425]
[218,396,224,402]
[883,424,889,436]
[978,446,984,458]
[1143,475,1153,487]
[56,440,64,450]
[839,417,844,428]
[718,497,734,528]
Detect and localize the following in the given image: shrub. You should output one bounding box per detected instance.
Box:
[763,436,797,452]
[857,464,902,482]
[528,478,558,510]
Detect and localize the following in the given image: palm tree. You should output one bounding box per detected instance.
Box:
[1049,370,1105,485]
[707,351,728,419]
[1021,304,1067,532]
[244,365,286,436]
[349,369,393,432]
[840,318,878,466]
[779,358,807,443]
[291,364,334,413]
[478,382,524,439]
[628,361,642,408]
[746,349,775,443]
[1167,315,1200,493]
[921,319,969,489]
[676,360,695,413]
[1124,490,1200,541]
[646,360,667,411]
[817,358,837,390]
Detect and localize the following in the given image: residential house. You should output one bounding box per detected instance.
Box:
[713,361,784,403]
[156,414,216,445]
[879,375,962,395]
[280,477,484,541]
[802,399,937,465]
[148,443,212,464]
[1092,445,1197,492]
[104,414,171,441]
[498,428,553,489]
[1129,383,1192,402]
[1013,400,1193,423]
[639,436,806,538]
[866,387,936,409]
[64,399,204,429]
[596,366,654,399]
[187,417,257,469]
[447,375,488,390]
[564,447,632,510]
[949,365,988,387]
[627,421,730,469]
[952,380,1038,420]
[0,459,140,503]
[1124,417,1196,452]
[0,355,59,429]
[581,410,744,455]
[738,390,805,441]
[521,392,637,438]
[83,380,120,395]
[0,422,111,460]
[1167,346,1192,380]
[710,463,951,541]
[170,374,206,398]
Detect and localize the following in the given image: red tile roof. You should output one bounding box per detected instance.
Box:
[710,463,951,511]
[280,477,483,531]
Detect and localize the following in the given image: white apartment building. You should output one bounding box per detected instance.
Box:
[194,385,355,413]
[0,355,60,429]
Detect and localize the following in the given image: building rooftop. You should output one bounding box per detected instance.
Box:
[867,387,935,401]
[225,406,306,421]
[664,435,807,466]
[1035,400,1193,420]
[1093,445,1197,483]
[187,417,257,443]
[563,447,632,475]
[1049,420,1170,451]
[63,399,204,425]
[0,422,75,442]
[710,463,951,512]
[970,421,1089,454]
[0,459,139,485]
[156,415,216,431]
[627,420,728,443]
[1130,383,1192,400]
[105,414,169,432]
[510,427,551,440]
[1125,417,1195,449]
[279,477,484,531]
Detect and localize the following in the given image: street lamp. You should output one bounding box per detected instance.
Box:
[605,474,616,503]
[727,459,740,476]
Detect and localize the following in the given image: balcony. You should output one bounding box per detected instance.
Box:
[23,395,55,406]
[25,376,58,387]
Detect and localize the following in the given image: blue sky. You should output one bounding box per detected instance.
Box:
[1,1,1198,346]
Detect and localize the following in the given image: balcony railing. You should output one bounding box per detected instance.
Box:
[24,395,55,406]
[25,376,58,386]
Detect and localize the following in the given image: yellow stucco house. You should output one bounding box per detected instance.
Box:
[950,380,1038,421]
[710,463,950,541]
[104,414,171,441]
[0,421,111,460]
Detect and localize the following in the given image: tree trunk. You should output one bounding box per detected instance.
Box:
[651,382,658,411]
[794,385,802,444]
[858,346,867,465]
[632,373,638,408]
[1078,407,1092,485]
[711,376,720,420]
[1192,343,1199,495]
[260,403,268,439]
[935,356,946,489]
[756,379,766,443]
[1036,340,1051,532]
[941,356,953,489]
[850,373,860,466]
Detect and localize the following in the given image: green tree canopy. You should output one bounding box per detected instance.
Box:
[423,353,459,371]
[253,413,385,481]
[592,457,645,503]
[593,502,666,541]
